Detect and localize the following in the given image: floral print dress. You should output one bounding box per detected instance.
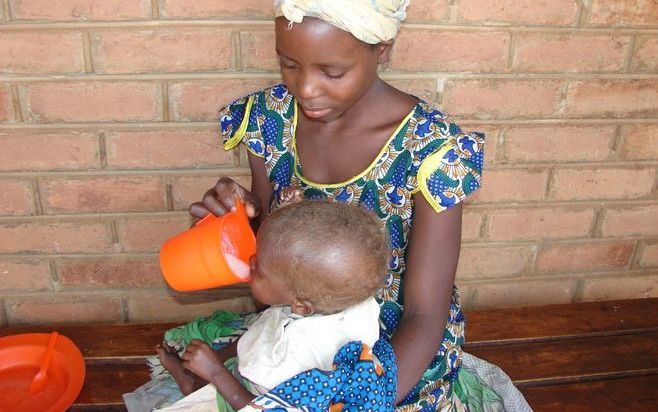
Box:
[220,84,485,411]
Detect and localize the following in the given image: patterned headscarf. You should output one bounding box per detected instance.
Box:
[274,0,410,44]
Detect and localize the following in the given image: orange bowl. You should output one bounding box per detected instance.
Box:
[0,333,85,412]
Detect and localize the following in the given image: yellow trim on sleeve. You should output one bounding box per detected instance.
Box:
[223,95,255,151]
[244,143,264,158]
[416,142,455,214]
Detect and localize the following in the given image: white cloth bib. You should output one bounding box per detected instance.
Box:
[237,297,380,390]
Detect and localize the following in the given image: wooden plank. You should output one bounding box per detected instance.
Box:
[466,330,658,386]
[73,362,150,406]
[0,323,177,359]
[73,331,658,405]
[2,298,655,360]
[465,298,658,346]
[70,405,127,412]
[521,374,658,412]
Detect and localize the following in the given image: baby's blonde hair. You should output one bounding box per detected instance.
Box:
[258,200,389,314]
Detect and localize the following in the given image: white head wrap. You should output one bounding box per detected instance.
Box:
[274,0,409,44]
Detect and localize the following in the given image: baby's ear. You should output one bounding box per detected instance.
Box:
[291,297,315,316]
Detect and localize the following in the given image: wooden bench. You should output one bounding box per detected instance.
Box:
[3,298,657,411]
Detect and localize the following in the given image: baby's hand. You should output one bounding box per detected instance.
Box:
[188,177,261,220]
[279,187,304,208]
[180,339,226,383]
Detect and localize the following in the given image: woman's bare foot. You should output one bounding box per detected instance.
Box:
[280,187,304,208]
[156,342,198,395]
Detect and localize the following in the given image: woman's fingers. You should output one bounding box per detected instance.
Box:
[188,177,262,219]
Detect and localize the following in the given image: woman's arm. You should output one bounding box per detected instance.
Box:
[248,150,273,226]
[390,196,462,403]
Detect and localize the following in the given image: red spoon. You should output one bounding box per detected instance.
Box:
[29,331,59,395]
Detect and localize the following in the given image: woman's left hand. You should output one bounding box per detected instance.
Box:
[181,339,227,383]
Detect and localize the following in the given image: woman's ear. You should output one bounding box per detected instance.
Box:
[376,40,395,64]
[291,297,315,316]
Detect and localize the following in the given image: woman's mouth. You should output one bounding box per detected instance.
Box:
[300,106,332,119]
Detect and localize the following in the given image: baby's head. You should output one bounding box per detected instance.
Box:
[249,200,389,315]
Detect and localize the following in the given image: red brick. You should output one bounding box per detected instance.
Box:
[462,209,483,242]
[92,29,233,74]
[514,33,630,73]
[536,241,635,273]
[580,274,658,302]
[487,207,595,241]
[241,31,278,71]
[23,81,161,122]
[40,176,165,213]
[622,125,658,160]
[56,256,164,288]
[456,245,536,279]
[550,167,655,201]
[0,221,110,253]
[0,260,52,292]
[443,79,562,119]
[391,30,509,72]
[105,128,233,169]
[639,242,658,267]
[11,0,152,21]
[453,0,578,26]
[380,78,439,105]
[0,85,13,122]
[0,130,99,171]
[0,178,34,215]
[116,214,192,252]
[631,36,658,73]
[0,31,84,73]
[472,277,578,309]
[126,294,253,322]
[588,0,658,27]
[503,125,615,163]
[602,205,658,237]
[405,0,449,22]
[564,80,658,118]
[6,295,122,325]
[470,169,549,203]
[170,79,275,121]
[159,0,273,19]
[171,174,252,211]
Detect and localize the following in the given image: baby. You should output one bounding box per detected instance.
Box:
[156,198,390,410]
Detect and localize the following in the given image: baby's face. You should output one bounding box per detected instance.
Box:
[248,255,294,307]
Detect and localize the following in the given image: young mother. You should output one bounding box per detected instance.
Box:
[191,1,525,410]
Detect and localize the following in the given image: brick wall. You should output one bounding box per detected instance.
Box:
[0,0,656,325]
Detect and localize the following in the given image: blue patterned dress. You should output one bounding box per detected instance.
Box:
[220,84,485,411]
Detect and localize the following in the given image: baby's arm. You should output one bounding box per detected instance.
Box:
[182,339,255,410]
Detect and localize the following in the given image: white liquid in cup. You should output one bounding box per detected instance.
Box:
[225,253,251,280]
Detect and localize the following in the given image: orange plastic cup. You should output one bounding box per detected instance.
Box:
[159,200,256,291]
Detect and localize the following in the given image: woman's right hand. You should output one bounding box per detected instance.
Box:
[188,177,262,220]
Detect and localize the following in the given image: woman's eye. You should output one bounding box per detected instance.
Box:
[279,59,297,69]
[322,70,345,79]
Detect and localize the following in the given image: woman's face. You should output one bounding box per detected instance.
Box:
[275,17,382,122]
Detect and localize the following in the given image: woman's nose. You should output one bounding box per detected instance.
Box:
[296,70,321,101]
